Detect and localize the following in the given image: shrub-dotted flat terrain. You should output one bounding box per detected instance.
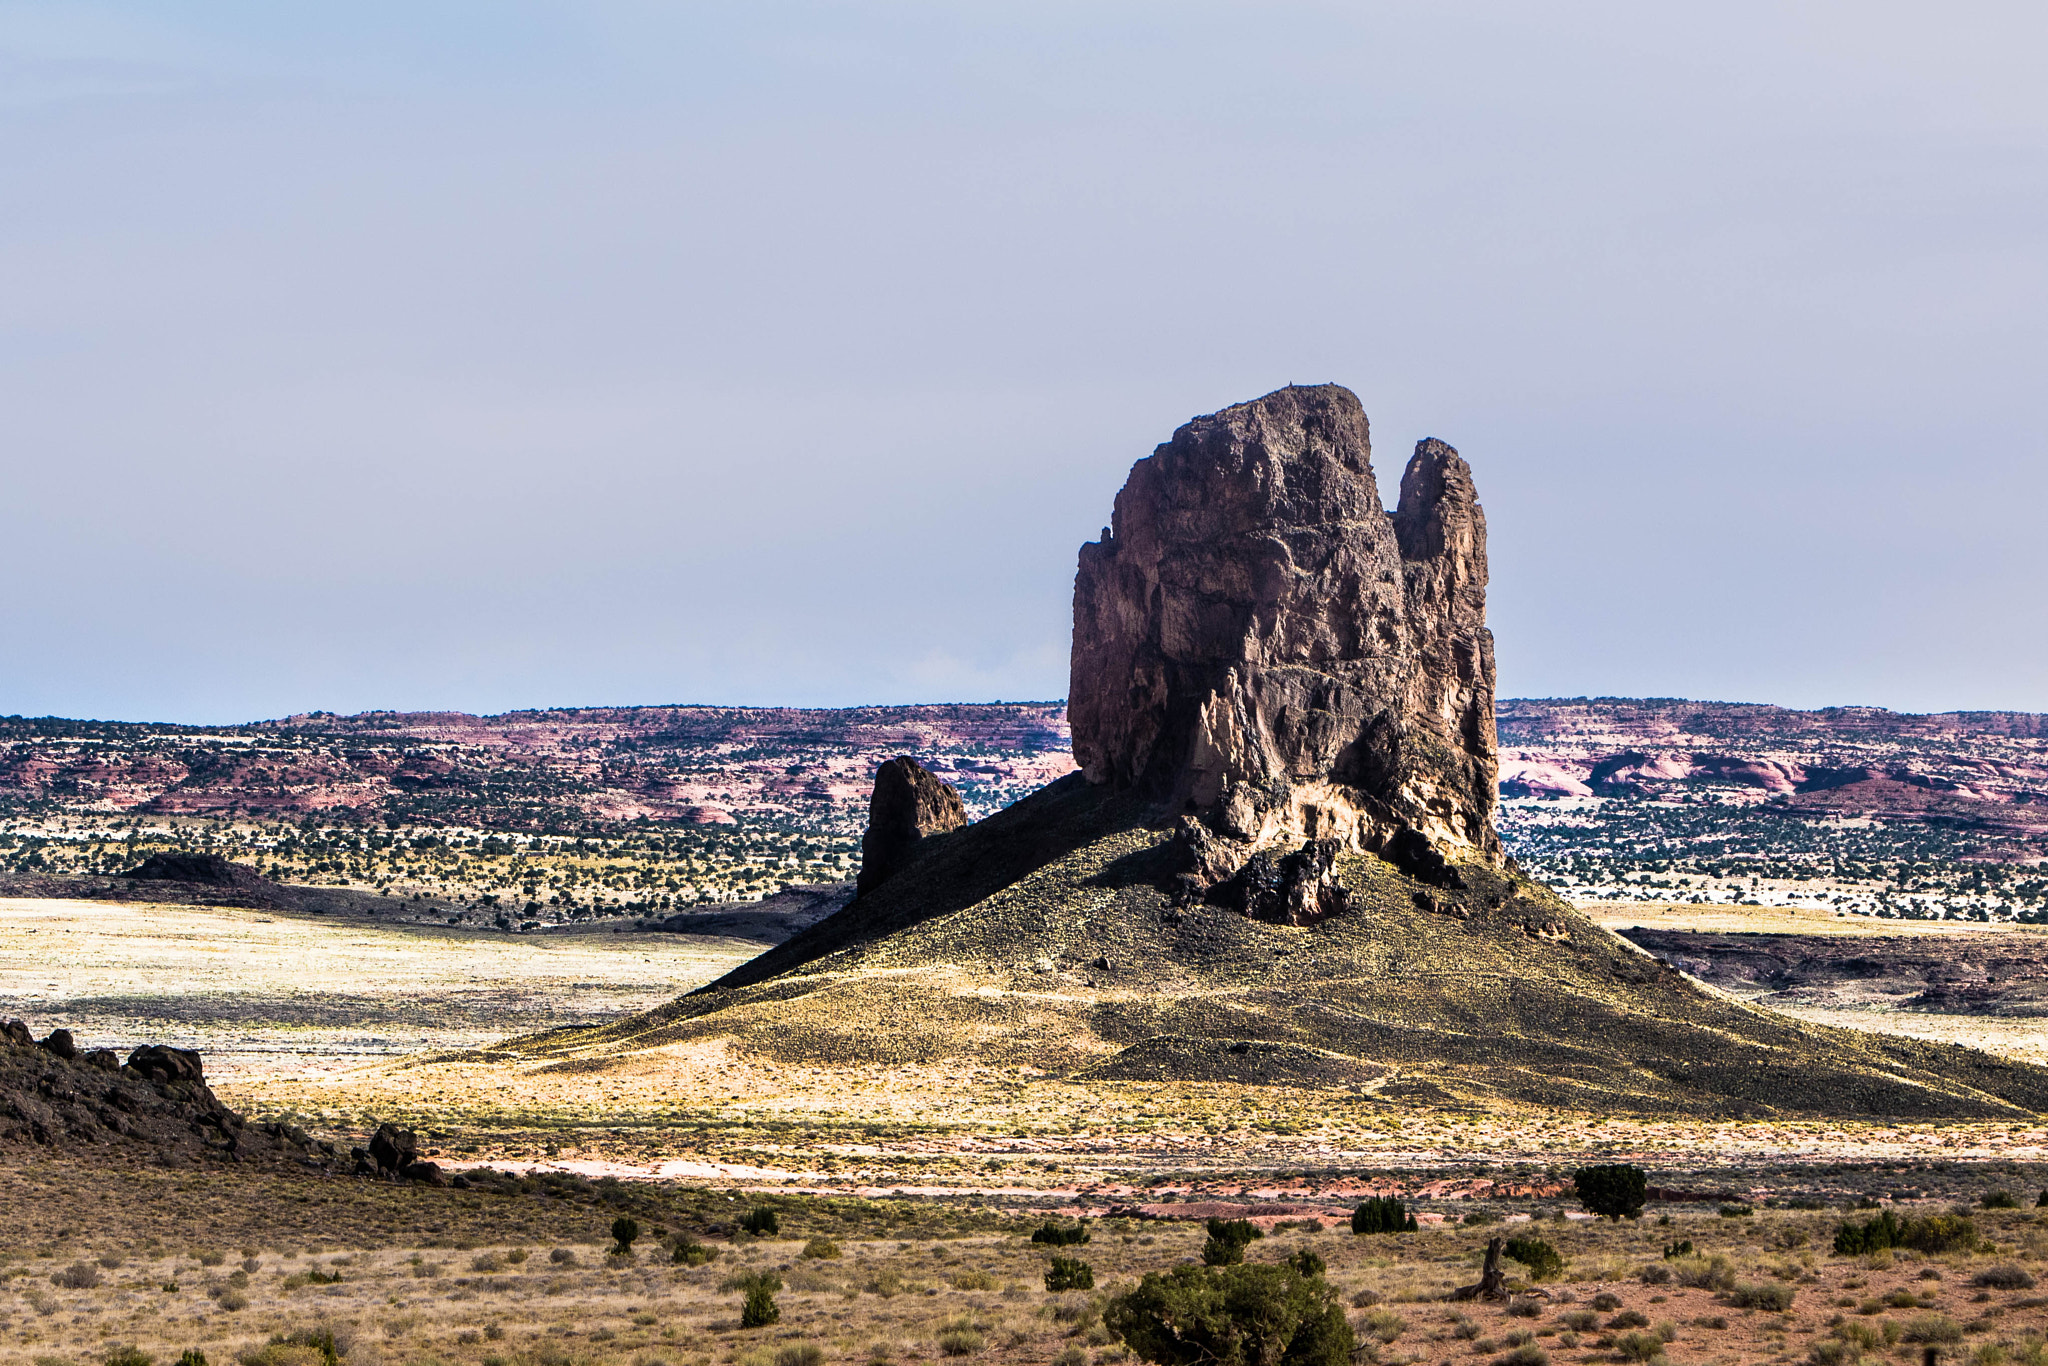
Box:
[11,1159,2048,1366]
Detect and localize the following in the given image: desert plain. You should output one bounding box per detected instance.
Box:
[13,889,2048,1366]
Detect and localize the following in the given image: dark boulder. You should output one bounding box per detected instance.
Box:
[39,1029,76,1060]
[368,1122,419,1174]
[126,1044,204,1084]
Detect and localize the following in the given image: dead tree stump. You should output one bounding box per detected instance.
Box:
[1451,1237,1510,1302]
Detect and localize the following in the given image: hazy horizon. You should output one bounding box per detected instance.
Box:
[4,4,2044,725]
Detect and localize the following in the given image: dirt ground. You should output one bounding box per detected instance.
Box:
[8,1157,2048,1366]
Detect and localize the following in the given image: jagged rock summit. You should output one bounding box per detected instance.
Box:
[1071,384,1497,867]
[546,385,2048,1120]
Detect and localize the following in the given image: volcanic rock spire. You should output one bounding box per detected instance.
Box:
[855,756,969,896]
[1068,384,1499,861]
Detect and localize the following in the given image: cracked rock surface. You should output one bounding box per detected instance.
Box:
[1070,384,1498,887]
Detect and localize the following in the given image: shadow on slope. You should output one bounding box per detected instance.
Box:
[554,779,2048,1120]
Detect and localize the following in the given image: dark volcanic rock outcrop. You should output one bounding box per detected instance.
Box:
[855,757,969,896]
[122,852,263,887]
[0,1019,334,1167]
[1070,384,1498,868]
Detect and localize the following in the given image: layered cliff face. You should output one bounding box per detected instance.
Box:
[1069,384,1498,863]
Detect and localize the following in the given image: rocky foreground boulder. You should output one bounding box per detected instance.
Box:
[1,1018,304,1165]
[1070,384,1498,898]
[0,1019,451,1178]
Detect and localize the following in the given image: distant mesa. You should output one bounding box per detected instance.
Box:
[121,851,270,888]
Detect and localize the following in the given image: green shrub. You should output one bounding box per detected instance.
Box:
[937,1327,984,1357]
[741,1284,780,1328]
[1350,1197,1415,1235]
[1727,1281,1796,1312]
[1493,1345,1548,1366]
[1672,1255,1736,1292]
[264,1330,339,1366]
[178,1352,207,1366]
[739,1208,780,1236]
[610,1217,641,1249]
[1105,1263,1354,1366]
[1612,1332,1664,1363]
[1973,1265,2036,1290]
[671,1235,718,1267]
[1662,1240,1694,1259]
[1718,1204,1752,1218]
[1200,1219,1263,1267]
[1503,1237,1564,1282]
[800,1238,841,1261]
[1608,1310,1650,1329]
[1360,1308,1405,1343]
[1046,1257,1094,1293]
[1285,1250,1325,1278]
[1031,1222,1092,1247]
[1899,1315,1964,1345]
[1983,1190,2022,1209]
[1573,1164,1647,1221]
[1907,1214,1978,1253]
[1833,1210,1977,1255]
[105,1349,154,1366]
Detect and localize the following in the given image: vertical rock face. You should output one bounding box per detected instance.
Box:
[1069,384,1499,863]
[856,756,970,896]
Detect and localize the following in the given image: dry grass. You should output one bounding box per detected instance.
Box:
[9,1176,2048,1366]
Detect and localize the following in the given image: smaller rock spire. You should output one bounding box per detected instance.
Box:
[855,757,968,896]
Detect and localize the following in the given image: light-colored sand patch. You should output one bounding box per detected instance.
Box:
[0,896,760,1083]
[1584,898,2047,937]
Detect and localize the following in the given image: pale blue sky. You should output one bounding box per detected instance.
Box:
[3,3,2044,722]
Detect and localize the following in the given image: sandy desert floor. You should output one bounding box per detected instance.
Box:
[0,897,759,1084]
[9,1159,2048,1366]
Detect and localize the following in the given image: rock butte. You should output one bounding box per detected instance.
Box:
[1069,384,1497,869]
[565,384,2048,1119]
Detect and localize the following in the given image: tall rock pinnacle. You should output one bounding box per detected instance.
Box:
[1069,384,1499,861]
